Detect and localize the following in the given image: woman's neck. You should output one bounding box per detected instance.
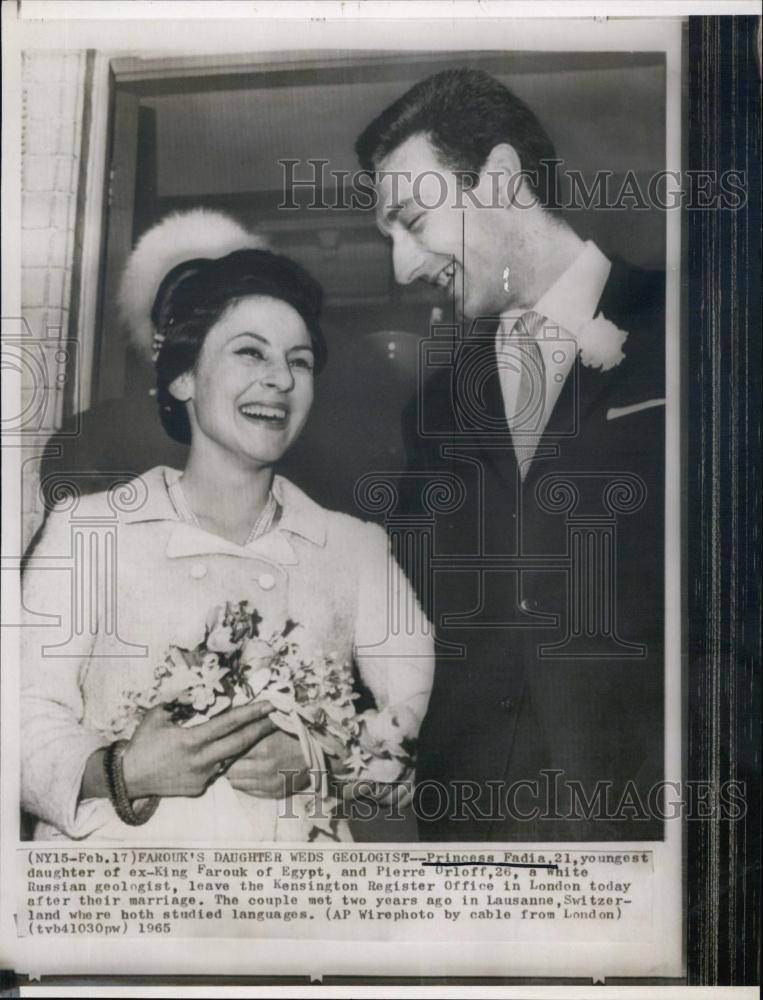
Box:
[179,445,274,545]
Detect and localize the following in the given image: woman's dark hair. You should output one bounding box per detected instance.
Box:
[355,67,560,213]
[153,248,327,444]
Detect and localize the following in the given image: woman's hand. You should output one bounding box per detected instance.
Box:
[225,729,309,798]
[118,700,277,799]
[334,765,415,811]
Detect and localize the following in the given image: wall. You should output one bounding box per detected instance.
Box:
[20,51,88,549]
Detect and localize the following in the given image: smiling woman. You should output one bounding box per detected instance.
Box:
[151,249,326,544]
[20,212,435,843]
[174,300,316,483]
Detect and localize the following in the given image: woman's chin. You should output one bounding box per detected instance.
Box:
[237,434,295,467]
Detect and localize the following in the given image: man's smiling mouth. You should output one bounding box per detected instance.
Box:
[432,261,456,291]
[239,402,289,424]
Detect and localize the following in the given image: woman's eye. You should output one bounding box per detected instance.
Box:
[235,347,264,360]
[408,214,425,233]
[289,357,314,372]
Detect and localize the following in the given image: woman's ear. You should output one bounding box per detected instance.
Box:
[168,371,194,402]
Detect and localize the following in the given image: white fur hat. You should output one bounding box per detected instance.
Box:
[118,208,269,362]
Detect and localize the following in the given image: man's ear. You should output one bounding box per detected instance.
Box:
[168,371,194,402]
[481,143,533,209]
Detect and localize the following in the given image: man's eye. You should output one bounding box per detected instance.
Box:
[407,214,425,232]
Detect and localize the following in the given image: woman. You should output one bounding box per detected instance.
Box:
[21,217,434,842]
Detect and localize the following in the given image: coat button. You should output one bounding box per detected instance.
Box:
[257,572,276,590]
[189,563,207,579]
[500,697,515,712]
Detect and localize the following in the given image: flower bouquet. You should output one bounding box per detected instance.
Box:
[110,601,415,839]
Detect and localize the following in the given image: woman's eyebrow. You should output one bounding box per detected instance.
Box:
[231,331,269,346]
[288,344,314,354]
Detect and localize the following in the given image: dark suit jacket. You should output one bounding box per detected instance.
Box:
[398,257,665,841]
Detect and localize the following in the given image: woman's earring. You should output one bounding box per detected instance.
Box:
[168,372,193,403]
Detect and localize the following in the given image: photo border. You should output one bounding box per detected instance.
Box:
[1,4,760,993]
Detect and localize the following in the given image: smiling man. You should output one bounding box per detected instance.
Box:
[356,67,666,842]
[368,122,583,323]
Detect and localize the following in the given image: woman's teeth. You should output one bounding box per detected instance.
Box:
[239,403,287,421]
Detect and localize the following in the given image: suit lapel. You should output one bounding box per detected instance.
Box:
[453,257,651,486]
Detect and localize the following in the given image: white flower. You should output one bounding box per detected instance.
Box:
[358,706,407,755]
[206,694,232,717]
[358,755,405,784]
[241,636,276,671]
[297,701,325,725]
[248,665,274,697]
[265,688,297,714]
[324,700,355,725]
[576,315,628,371]
[198,653,229,692]
[189,683,218,712]
[155,658,203,703]
[343,745,370,778]
[207,623,238,654]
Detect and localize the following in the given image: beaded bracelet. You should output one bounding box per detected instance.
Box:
[103,739,159,826]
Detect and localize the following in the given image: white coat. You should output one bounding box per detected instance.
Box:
[21,466,434,842]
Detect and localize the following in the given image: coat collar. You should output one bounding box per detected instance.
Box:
[121,466,327,563]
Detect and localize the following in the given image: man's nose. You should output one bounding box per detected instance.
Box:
[391,231,425,286]
[262,358,295,392]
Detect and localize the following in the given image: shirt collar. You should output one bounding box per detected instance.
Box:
[270,474,327,547]
[501,240,611,339]
[121,465,327,552]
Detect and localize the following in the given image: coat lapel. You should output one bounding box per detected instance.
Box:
[451,256,659,487]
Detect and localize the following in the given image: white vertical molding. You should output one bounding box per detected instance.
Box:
[74,51,112,412]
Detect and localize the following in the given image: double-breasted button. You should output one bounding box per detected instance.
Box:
[257,572,276,591]
[500,697,515,713]
[189,562,207,579]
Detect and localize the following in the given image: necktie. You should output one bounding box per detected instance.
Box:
[497,310,547,478]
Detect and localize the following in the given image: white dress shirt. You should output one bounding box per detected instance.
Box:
[497,241,612,470]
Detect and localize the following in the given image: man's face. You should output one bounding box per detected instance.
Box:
[374,133,514,320]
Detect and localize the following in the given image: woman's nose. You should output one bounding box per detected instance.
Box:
[262,358,295,392]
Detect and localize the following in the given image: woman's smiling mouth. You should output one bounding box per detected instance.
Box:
[239,402,289,425]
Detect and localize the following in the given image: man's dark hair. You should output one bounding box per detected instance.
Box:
[154,248,327,444]
[355,67,560,212]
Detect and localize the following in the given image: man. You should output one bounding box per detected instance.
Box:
[356,67,665,841]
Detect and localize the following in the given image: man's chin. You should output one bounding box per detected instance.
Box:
[458,299,499,328]
[436,290,500,327]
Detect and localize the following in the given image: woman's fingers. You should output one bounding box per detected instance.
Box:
[192,700,273,744]
[139,703,178,729]
[200,715,278,767]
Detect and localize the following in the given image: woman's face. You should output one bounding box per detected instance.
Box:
[175,295,315,468]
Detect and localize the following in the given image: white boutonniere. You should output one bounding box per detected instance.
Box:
[576,315,629,372]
